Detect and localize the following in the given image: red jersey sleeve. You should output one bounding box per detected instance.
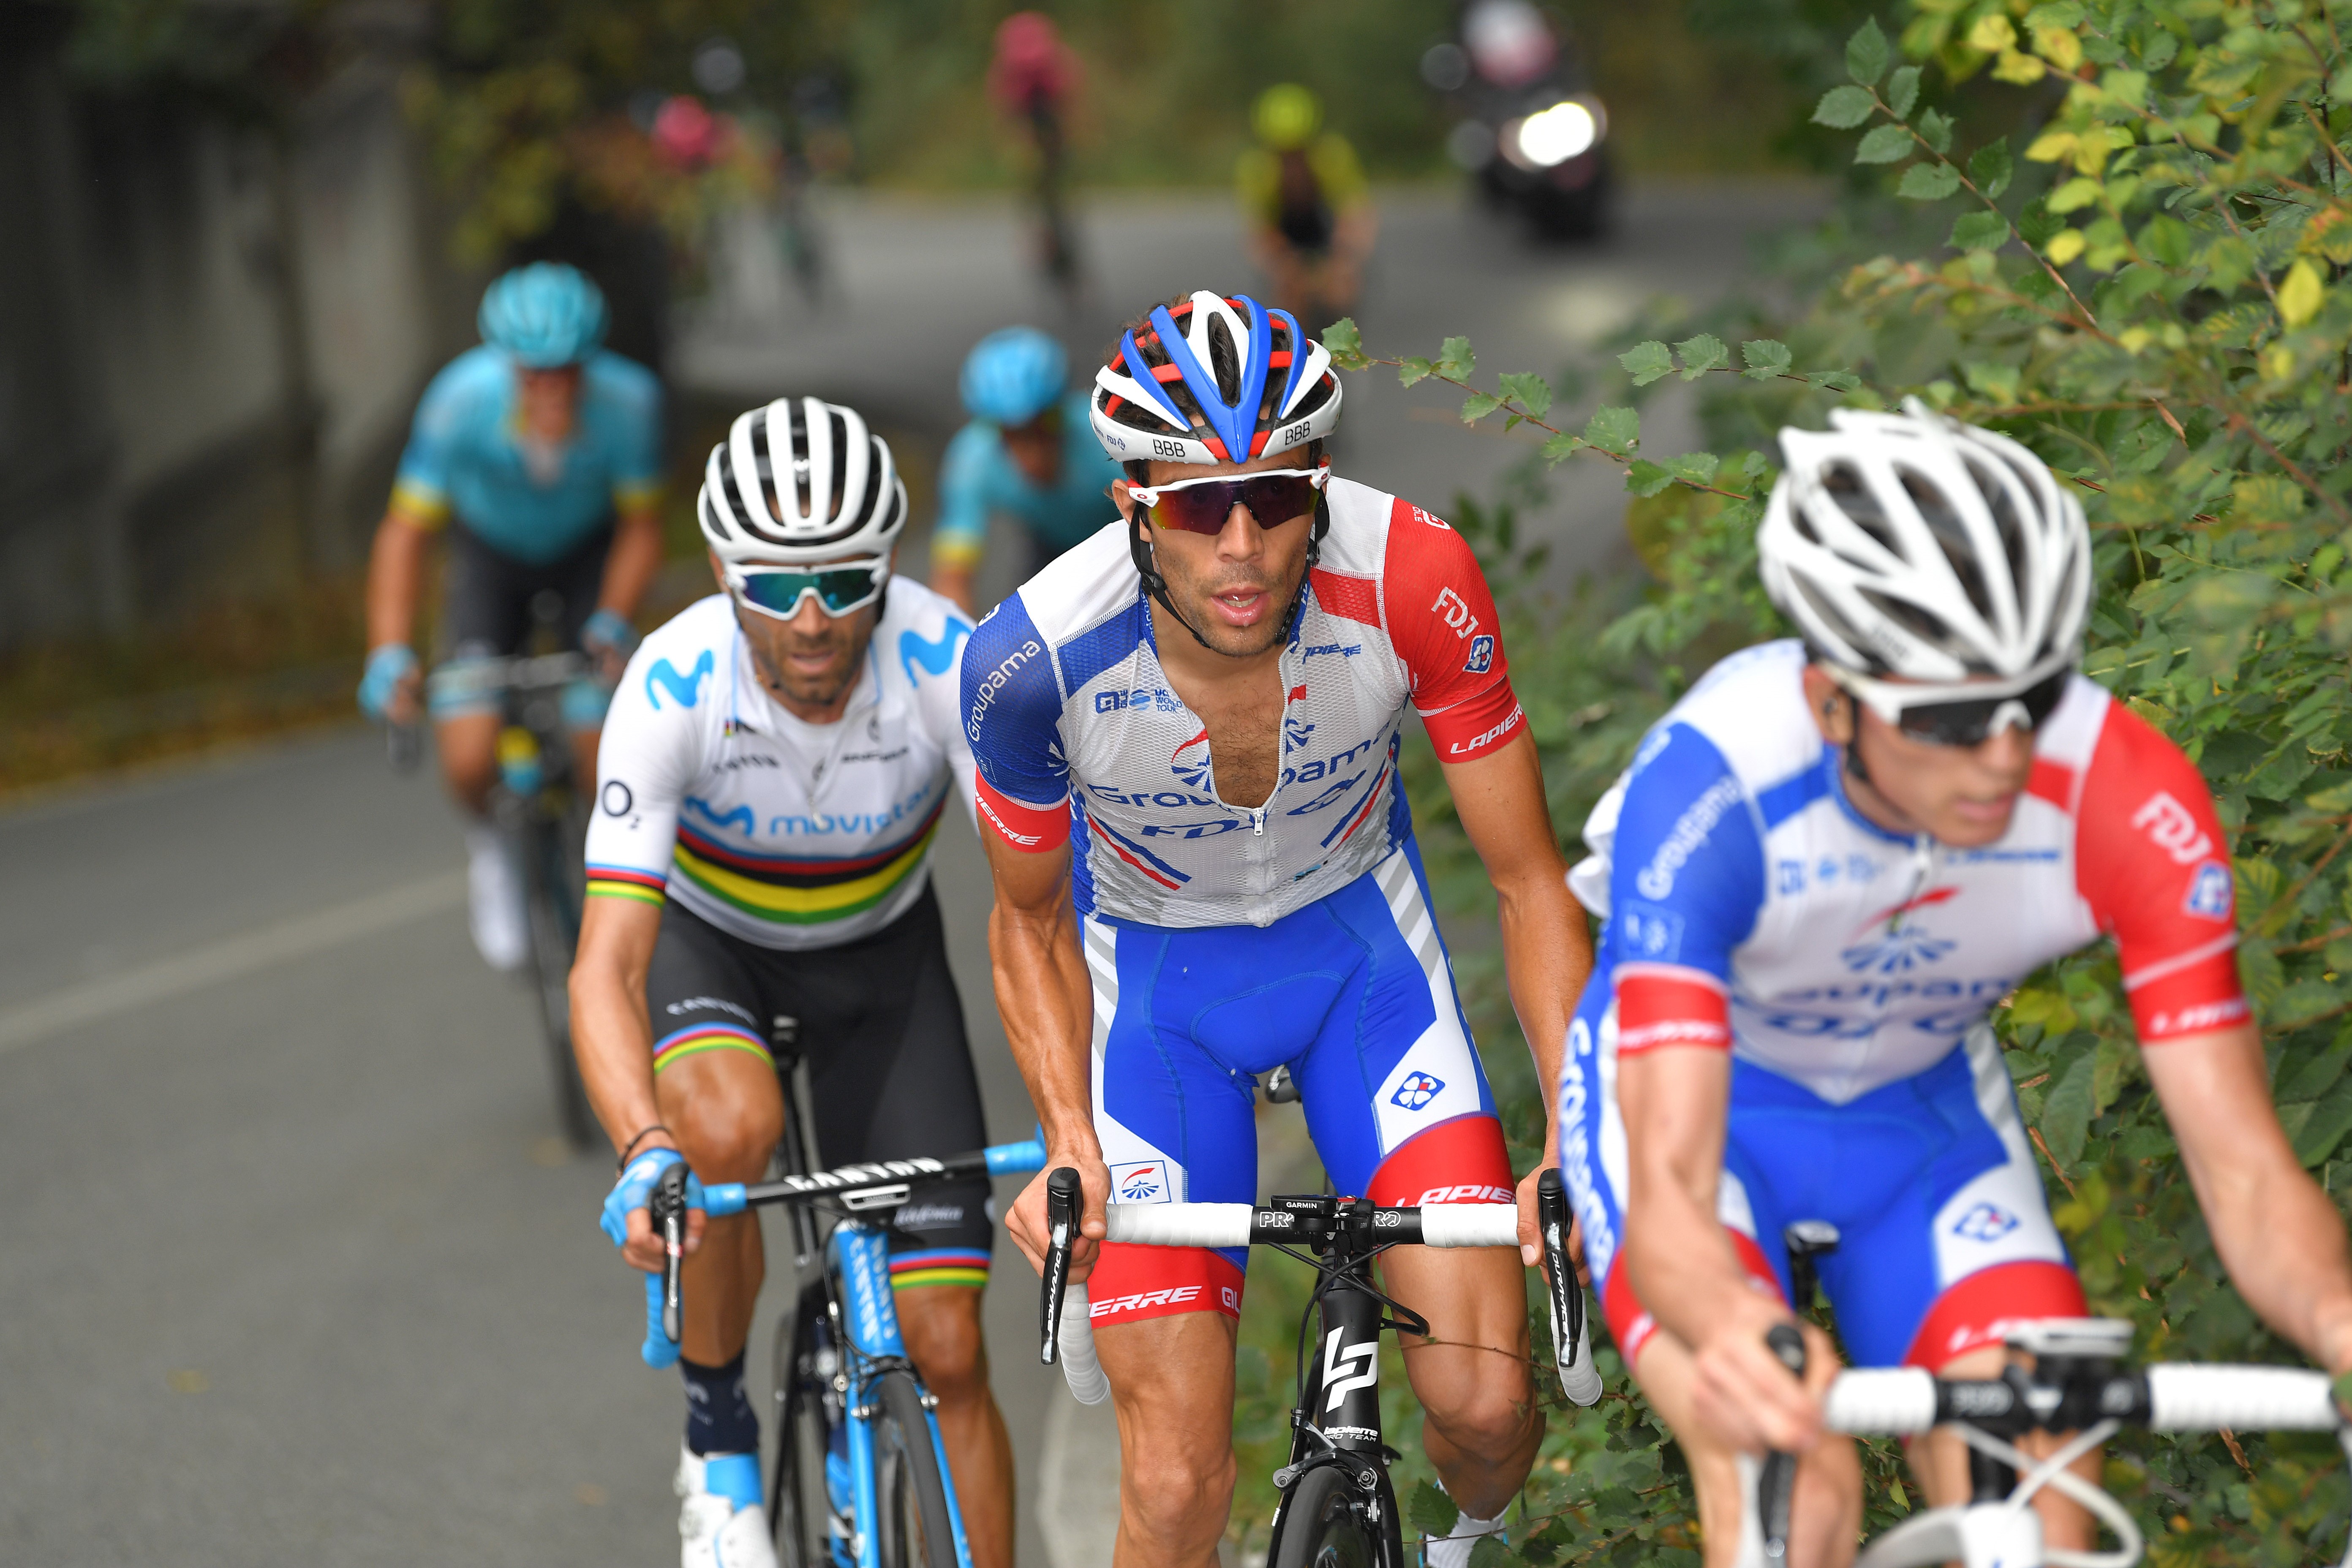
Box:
[2072,700,2250,1041]
[1379,498,1525,762]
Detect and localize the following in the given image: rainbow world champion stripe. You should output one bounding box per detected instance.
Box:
[651,1021,773,1074]
[889,1247,991,1291]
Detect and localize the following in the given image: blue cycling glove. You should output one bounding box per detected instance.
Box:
[581,608,641,663]
[357,644,418,720]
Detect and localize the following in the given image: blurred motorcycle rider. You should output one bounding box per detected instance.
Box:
[1236,84,1376,334]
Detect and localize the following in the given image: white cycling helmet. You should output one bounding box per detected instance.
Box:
[698,397,907,566]
[1759,398,2090,682]
[1089,290,1341,466]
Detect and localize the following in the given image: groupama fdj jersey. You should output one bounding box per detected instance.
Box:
[959,478,1532,1324]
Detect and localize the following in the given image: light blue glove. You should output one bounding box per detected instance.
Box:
[357,644,418,720]
[603,1148,706,1369]
[580,608,641,662]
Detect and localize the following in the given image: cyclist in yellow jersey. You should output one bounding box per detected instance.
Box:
[1235,84,1377,332]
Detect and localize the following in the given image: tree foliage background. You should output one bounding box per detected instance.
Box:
[1306,0,2352,1560]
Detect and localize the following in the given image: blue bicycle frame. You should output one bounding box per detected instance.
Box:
[649,1137,1045,1568]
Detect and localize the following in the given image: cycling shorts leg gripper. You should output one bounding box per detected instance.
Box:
[1560,994,1784,1372]
[1793,1030,2083,1370]
[1083,913,1253,1326]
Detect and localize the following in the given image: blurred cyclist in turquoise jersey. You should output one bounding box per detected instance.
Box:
[926,326,1123,614]
[358,263,665,971]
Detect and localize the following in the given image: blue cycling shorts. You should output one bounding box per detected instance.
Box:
[1560,1019,2085,1372]
[1085,843,1515,1326]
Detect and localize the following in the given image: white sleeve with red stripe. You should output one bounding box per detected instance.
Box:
[958,591,1073,853]
[1379,499,1525,763]
[2072,701,2250,1040]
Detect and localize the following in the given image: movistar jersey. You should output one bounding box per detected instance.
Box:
[390,345,663,565]
[585,586,977,950]
[958,477,1526,928]
[929,391,1124,570]
[1568,640,2250,1105]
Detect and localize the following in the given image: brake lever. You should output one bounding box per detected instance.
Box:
[1040,1167,1079,1367]
[1537,1169,1603,1405]
[1759,1322,1807,1563]
[654,1160,690,1347]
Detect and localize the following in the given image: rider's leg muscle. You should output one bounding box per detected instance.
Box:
[1382,1244,1541,1519]
[1096,1311,1241,1568]
[435,710,501,816]
[658,1048,782,1364]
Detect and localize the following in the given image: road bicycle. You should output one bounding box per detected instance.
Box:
[389,619,598,1146]
[1038,1166,1604,1567]
[646,1115,1046,1568]
[1748,1315,2352,1568]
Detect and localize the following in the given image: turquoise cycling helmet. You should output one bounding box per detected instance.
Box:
[960,326,1067,426]
[478,263,608,368]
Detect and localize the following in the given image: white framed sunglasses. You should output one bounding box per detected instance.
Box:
[1126,465,1330,534]
[1824,654,2074,748]
[724,558,890,620]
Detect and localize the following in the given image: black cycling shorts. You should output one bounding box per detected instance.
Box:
[643,886,995,1288]
[440,521,611,663]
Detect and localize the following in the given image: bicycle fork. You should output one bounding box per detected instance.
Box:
[1270,1264,1406,1565]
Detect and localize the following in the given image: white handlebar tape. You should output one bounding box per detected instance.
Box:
[1417,1204,1523,1248]
[2145,1364,2338,1431]
[1557,1299,1604,1407]
[1057,1284,1111,1406]
[1101,1203,1254,1248]
[1823,1368,1938,1435]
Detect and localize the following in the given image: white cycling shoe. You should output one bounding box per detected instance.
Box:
[464,825,529,972]
[677,1444,776,1568]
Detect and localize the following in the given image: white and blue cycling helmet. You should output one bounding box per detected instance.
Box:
[478,262,608,368]
[1089,290,1341,466]
[961,327,1067,426]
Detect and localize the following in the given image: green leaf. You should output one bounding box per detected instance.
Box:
[1619,340,1674,386]
[1538,431,1586,465]
[2041,1045,2097,1168]
[1802,369,1863,392]
[1674,333,1730,378]
[1496,371,1553,419]
[1460,392,1503,424]
[1917,107,1955,155]
[1897,162,1962,201]
[1855,124,1915,165]
[1584,405,1640,456]
[2025,2,2083,25]
[1813,84,1877,130]
[1740,339,1794,380]
[1951,210,2012,251]
[1846,16,1890,85]
[2294,1078,2352,1167]
[1408,1481,1455,1541]
[2017,197,2063,246]
[1397,356,1433,388]
[1968,138,2013,199]
[1435,336,1475,380]
[1663,452,1721,485]
[1625,460,1677,498]
[1885,65,1920,120]
[1466,1536,1514,1568]
[1320,316,1365,368]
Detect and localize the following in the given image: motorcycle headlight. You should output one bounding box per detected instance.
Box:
[1511,98,1601,168]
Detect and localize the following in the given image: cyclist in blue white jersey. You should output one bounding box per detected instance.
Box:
[1563,403,2352,1564]
[573,397,1018,1568]
[926,326,1124,614]
[358,263,665,969]
[964,291,1594,1568]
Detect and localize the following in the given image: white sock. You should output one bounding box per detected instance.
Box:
[1426,1490,1508,1568]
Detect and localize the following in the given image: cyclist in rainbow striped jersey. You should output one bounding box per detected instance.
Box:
[569,398,1016,1568]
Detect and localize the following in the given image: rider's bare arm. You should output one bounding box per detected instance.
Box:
[363,513,436,721]
[2145,1019,2352,1375]
[569,893,700,1270]
[979,830,1108,1274]
[1438,727,1592,1261]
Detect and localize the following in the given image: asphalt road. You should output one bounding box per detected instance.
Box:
[0,180,1814,1566]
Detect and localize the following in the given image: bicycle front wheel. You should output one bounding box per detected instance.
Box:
[870,1371,958,1568]
[1271,1464,1383,1568]
[522,809,594,1148]
[770,1282,838,1568]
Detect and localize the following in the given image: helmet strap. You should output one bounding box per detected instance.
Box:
[1129,507,1220,653]
[1838,690,1876,790]
[1279,489,1331,644]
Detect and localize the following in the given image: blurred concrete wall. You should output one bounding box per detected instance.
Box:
[0,5,470,651]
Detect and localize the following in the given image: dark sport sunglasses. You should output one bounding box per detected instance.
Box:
[1127,466,1330,535]
[724,558,889,620]
[1828,662,2072,748]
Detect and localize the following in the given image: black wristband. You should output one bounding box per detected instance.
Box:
[616,1124,673,1171]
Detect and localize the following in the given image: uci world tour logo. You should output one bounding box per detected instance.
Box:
[1390,1072,1445,1111]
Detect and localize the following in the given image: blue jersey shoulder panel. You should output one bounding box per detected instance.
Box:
[960,591,1068,807]
[1602,721,1765,979]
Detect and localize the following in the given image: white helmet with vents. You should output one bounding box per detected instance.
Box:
[1759,398,2090,682]
[697,397,907,566]
[1089,290,1342,466]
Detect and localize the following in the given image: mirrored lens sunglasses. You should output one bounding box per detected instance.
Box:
[1129,466,1330,535]
[727,560,889,620]
[1830,664,2071,748]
